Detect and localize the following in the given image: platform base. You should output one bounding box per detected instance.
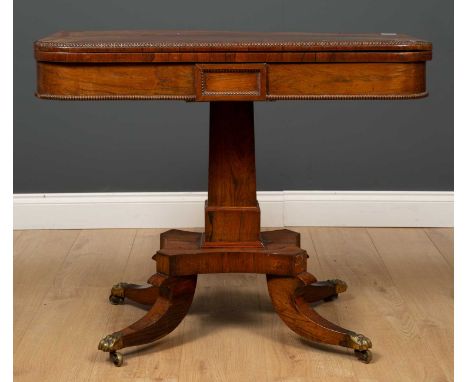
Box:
[156,229,307,276]
[98,229,372,366]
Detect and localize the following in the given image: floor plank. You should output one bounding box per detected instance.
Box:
[14,229,136,382]
[14,285,111,382]
[368,228,454,381]
[178,273,271,382]
[13,230,80,350]
[52,229,137,289]
[13,230,23,243]
[425,228,454,268]
[13,228,453,382]
[180,230,270,382]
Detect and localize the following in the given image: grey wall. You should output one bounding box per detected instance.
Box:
[14,0,453,193]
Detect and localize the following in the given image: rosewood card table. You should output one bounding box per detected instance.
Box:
[34,30,432,366]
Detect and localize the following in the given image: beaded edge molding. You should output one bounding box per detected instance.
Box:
[36,92,428,101]
[266,92,429,100]
[199,67,263,97]
[35,39,431,50]
[35,94,197,101]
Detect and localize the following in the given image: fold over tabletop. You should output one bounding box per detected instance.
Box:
[35,30,432,101]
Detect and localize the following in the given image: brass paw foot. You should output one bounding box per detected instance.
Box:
[323,279,348,302]
[345,332,372,351]
[98,332,123,352]
[109,282,128,305]
[330,279,348,294]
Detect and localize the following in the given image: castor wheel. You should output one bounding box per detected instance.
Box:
[354,349,372,363]
[110,351,123,367]
[323,293,338,302]
[109,295,124,305]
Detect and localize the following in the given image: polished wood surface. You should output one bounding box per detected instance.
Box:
[33,30,433,366]
[35,50,432,64]
[37,61,427,100]
[36,63,195,99]
[34,30,432,54]
[35,30,432,100]
[156,229,305,276]
[205,101,261,245]
[267,273,363,349]
[13,228,453,381]
[195,64,267,101]
[268,62,426,97]
[99,273,197,353]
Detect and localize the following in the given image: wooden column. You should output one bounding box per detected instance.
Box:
[203,101,262,247]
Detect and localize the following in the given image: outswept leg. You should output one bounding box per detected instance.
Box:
[109,282,159,305]
[99,273,197,366]
[267,272,372,363]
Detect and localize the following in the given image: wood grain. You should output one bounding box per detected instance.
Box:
[195,64,266,101]
[204,101,261,245]
[35,50,432,64]
[425,228,454,268]
[36,62,428,100]
[156,229,306,276]
[102,273,197,350]
[14,230,136,381]
[367,228,453,381]
[268,63,426,96]
[13,230,80,350]
[35,31,432,100]
[37,63,195,98]
[52,229,136,288]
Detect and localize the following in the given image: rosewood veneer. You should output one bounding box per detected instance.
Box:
[34,30,432,366]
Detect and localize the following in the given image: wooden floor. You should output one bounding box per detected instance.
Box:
[13,227,453,382]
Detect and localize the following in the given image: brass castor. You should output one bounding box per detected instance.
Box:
[323,293,338,302]
[109,282,127,305]
[109,295,124,305]
[110,351,123,367]
[354,349,372,363]
[323,279,347,302]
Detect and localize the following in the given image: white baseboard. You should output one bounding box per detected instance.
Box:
[13,191,453,229]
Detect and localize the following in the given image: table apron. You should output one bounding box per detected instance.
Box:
[36,62,427,101]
